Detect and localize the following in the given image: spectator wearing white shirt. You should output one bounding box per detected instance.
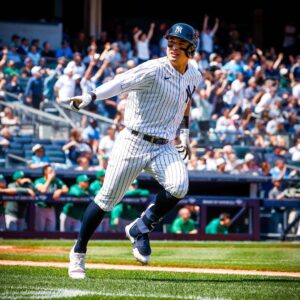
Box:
[54,67,76,102]
[200,15,219,60]
[134,23,155,64]
[289,138,300,162]
[98,126,116,158]
[66,52,86,78]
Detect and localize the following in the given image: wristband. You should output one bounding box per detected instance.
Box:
[88,92,97,101]
[180,116,189,129]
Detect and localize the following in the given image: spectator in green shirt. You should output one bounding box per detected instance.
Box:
[171,207,198,234]
[34,165,69,231]
[110,179,150,232]
[89,170,105,196]
[60,174,91,232]
[4,170,35,231]
[205,213,231,235]
[0,174,7,231]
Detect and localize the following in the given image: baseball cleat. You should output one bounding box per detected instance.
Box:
[68,246,86,279]
[125,220,151,265]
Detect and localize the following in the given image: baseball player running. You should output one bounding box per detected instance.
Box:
[66,22,201,279]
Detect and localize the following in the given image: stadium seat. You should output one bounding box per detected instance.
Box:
[46,150,65,158]
[9,142,22,149]
[234,146,250,159]
[7,149,24,157]
[49,156,66,164]
[12,136,33,144]
[51,139,67,146]
[43,144,64,151]
[31,138,52,145]
[24,150,33,159]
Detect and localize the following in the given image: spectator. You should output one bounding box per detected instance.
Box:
[29,144,51,169]
[60,174,91,232]
[98,126,116,157]
[110,180,150,232]
[4,170,35,231]
[43,68,58,101]
[89,170,105,196]
[62,128,93,167]
[7,43,21,65]
[200,15,219,60]
[75,156,92,171]
[66,52,86,78]
[34,165,69,231]
[289,137,300,162]
[270,159,291,180]
[54,66,75,103]
[24,66,44,109]
[133,23,155,64]
[171,207,198,234]
[104,42,122,70]
[242,153,260,175]
[3,60,20,77]
[41,41,55,59]
[215,157,227,173]
[27,44,41,66]
[17,37,29,56]
[20,57,34,78]
[73,31,89,56]
[4,74,23,101]
[205,212,231,234]
[0,174,7,231]
[56,40,73,59]
[0,106,20,134]
[82,118,100,153]
[0,127,11,147]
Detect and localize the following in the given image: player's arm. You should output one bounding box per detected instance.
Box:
[64,77,123,111]
[176,99,192,161]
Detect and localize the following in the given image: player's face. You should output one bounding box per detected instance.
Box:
[167,37,189,69]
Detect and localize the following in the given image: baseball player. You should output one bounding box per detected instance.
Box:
[66,22,201,279]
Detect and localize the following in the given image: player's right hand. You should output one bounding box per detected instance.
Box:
[64,94,93,111]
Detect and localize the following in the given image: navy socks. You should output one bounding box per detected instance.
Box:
[74,201,105,253]
[140,190,181,232]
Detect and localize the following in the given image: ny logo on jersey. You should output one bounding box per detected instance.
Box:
[185,85,196,103]
[175,26,183,34]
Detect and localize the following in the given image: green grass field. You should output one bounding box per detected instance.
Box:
[1,240,300,299]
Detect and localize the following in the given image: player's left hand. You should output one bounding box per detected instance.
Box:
[176,129,191,161]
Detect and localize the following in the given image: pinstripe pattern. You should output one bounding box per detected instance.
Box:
[95,128,188,211]
[94,58,201,211]
[118,57,201,140]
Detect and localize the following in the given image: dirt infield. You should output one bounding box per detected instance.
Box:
[1,260,300,278]
[0,246,66,254]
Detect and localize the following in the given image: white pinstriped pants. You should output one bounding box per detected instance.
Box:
[95,128,188,211]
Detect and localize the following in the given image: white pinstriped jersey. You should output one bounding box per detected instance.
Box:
[117,57,202,140]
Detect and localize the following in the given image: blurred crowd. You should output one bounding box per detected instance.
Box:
[0,17,300,234]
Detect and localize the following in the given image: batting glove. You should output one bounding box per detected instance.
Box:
[176,128,191,161]
[66,94,93,111]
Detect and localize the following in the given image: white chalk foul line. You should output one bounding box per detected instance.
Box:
[0,287,228,300]
[1,260,300,278]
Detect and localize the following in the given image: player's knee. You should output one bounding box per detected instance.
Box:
[95,200,114,212]
[94,196,117,212]
[167,182,189,199]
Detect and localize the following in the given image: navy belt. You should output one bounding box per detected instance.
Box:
[131,130,168,145]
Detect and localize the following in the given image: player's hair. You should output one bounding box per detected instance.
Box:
[219,213,230,221]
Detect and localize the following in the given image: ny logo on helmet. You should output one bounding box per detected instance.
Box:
[175,26,183,34]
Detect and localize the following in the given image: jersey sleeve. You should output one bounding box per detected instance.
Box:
[118,62,157,93]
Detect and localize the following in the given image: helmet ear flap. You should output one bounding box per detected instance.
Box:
[185,44,196,58]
